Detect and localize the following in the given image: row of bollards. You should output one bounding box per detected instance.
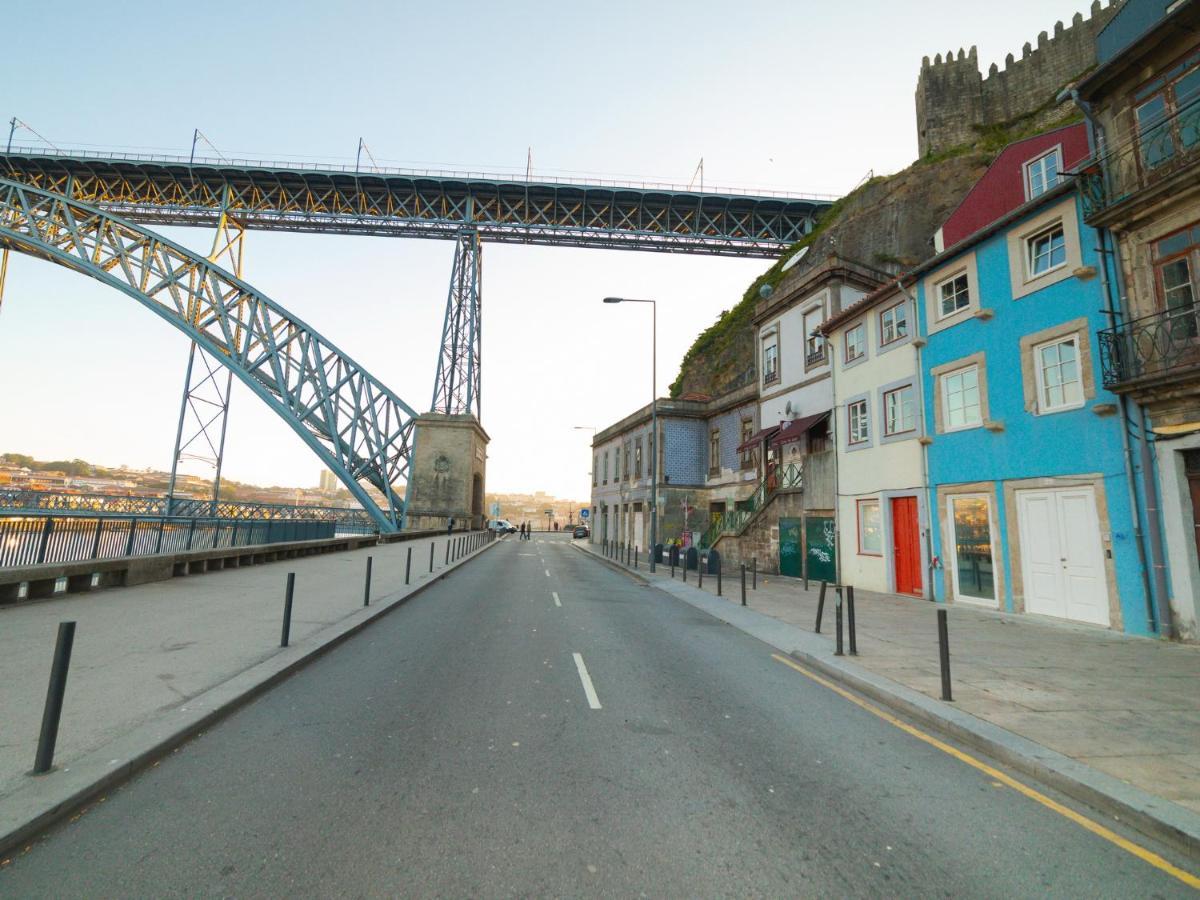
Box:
[29,530,494,775]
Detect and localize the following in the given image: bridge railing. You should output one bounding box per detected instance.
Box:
[3,144,837,201]
[0,488,376,530]
[0,513,337,568]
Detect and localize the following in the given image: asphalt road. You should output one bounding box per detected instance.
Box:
[1,534,1195,897]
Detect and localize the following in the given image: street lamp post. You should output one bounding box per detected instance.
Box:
[603,297,657,572]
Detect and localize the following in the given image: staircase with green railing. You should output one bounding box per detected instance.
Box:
[699,461,802,549]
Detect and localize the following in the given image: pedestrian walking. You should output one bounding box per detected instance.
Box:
[447,516,455,536]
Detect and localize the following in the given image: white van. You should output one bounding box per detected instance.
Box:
[488,519,517,534]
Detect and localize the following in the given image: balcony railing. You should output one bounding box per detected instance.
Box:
[699,462,802,549]
[1080,98,1200,222]
[1097,306,1200,388]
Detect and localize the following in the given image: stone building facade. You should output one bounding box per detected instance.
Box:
[915,1,1123,156]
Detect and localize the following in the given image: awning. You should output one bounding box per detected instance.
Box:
[770,410,830,448]
[736,424,780,453]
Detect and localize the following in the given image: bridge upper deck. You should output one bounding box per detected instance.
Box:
[0,147,832,258]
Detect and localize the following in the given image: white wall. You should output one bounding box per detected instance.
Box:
[829,297,927,595]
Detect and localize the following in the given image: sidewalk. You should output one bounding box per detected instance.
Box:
[0,530,496,854]
[578,541,1200,853]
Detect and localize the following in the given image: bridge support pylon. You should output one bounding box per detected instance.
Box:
[165,197,245,515]
[430,228,482,421]
[403,413,489,532]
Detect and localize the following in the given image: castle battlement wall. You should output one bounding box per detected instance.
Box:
[915,1,1122,156]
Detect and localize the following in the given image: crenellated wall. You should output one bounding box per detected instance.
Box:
[915,1,1123,156]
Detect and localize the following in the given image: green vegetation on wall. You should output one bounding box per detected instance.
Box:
[667,185,866,398]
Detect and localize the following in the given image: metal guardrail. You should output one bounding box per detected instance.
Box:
[699,462,802,549]
[0,488,376,529]
[1079,97,1200,221]
[1097,306,1200,388]
[4,144,837,201]
[0,513,336,568]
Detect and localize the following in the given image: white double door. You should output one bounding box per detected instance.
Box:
[1017,487,1110,627]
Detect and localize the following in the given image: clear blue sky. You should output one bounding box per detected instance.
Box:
[0,0,1103,499]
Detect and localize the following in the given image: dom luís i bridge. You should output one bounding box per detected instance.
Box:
[0,131,832,571]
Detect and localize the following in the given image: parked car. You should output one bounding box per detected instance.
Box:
[488,519,518,534]
[572,525,589,539]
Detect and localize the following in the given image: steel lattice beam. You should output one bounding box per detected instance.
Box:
[431,229,482,418]
[0,177,415,532]
[0,151,826,257]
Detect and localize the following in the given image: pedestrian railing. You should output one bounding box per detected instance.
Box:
[0,513,336,568]
[699,462,802,549]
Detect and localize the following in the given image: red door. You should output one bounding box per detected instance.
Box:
[891,496,922,596]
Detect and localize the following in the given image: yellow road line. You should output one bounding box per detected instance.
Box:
[770,653,1200,890]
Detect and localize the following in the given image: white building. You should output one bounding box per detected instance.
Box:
[822,282,930,597]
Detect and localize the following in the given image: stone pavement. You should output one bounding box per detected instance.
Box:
[581,542,1200,817]
[0,530,492,810]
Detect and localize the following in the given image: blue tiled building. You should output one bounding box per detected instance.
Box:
[914,125,1156,634]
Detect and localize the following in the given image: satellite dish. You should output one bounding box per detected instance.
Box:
[781,245,809,272]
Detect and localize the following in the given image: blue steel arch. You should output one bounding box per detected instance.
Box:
[0,177,414,532]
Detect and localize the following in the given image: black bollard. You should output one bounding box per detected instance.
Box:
[815,581,827,633]
[753,557,757,590]
[635,547,639,570]
[835,587,844,656]
[698,559,704,589]
[671,553,676,578]
[740,564,747,606]
[363,555,373,606]
[683,553,688,583]
[847,586,857,655]
[281,572,295,648]
[429,542,434,572]
[938,609,953,701]
[717,564,723,597]
[32,621,76,775]
[405,546,412,585]
[445,541,450,565]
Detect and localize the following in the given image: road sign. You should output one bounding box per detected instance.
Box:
[580,509,589,519]
[544,509,553,516]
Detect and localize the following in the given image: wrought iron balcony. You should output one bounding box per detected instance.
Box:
[1080,99,1200,223]
[1098,306,1200,389]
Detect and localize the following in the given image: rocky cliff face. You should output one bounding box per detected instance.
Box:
[669,151,993,399]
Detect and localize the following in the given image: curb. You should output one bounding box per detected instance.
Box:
[0,535,502,858]
[575,544,1200,860]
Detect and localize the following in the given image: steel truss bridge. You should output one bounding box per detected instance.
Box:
[0,146,832,532]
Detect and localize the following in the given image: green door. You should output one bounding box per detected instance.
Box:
[779,518,802,577]
[804,515,837,583]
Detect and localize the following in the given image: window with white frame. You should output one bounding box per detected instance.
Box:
[880,301,908,345]
[603,452,609,484]
[857,500,882,555]
[848,399,869,444]
[803,307,825,363]
[1035,336,1084,412]
[937,272,971,320]
[942,365,982,430]
[845,323,866,362]
[1027,224,1067,277]
[593,456,598,487]
[709,428,721,474]
[884,385,916,435]
[762,335,779,383]
[1024,148,1061,199]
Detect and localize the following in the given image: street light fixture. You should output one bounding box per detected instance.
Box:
[602,296,657,571]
